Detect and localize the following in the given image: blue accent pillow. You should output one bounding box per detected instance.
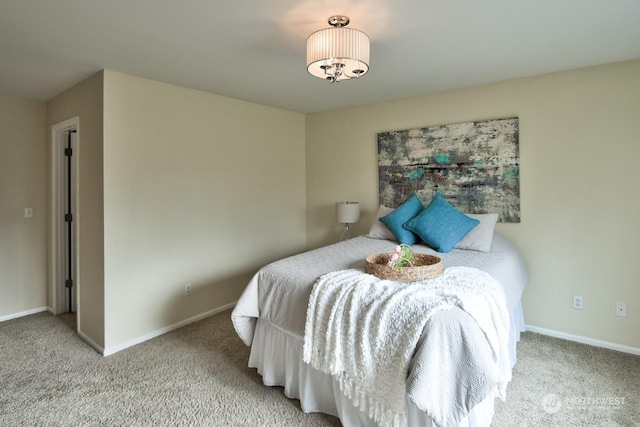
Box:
[379,194,424,245]
[403,194,480,253]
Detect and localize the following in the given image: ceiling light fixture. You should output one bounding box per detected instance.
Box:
[306,16,370,84]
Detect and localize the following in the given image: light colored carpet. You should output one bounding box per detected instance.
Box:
[0,310,638,426]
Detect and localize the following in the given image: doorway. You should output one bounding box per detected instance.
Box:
[51,118,80,320]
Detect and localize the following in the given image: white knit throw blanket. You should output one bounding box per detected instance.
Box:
[303,267,510,427]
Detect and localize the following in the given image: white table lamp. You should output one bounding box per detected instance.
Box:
[336,201,360,241]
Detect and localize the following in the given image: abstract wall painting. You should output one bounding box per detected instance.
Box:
[378,117,520,222]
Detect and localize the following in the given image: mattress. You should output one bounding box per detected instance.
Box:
[232,233,528,426]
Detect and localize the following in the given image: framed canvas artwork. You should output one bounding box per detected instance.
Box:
[378,117,520,222]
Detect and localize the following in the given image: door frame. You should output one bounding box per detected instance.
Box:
[50,117,80,318]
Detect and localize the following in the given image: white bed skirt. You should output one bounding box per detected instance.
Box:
[248,304,525,427]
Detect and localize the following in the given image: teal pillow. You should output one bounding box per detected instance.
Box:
[403,194,480,253]
[379,194,424,245]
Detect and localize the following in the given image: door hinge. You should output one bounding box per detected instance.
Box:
[65,213,73,222]
[65,147,73,156]
[65,279,73,288]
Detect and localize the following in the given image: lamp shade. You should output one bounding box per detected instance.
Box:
[306,16,369,82]
[336,201,360,224]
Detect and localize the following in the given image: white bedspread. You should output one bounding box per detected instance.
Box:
[303,267,511,427]
[232,233,529,426]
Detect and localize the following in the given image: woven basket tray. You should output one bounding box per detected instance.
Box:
[365,253,444,281]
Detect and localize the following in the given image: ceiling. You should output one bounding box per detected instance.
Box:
[1,0,639,114]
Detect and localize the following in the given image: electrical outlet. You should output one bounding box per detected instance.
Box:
[184,283,192,296]
[573,295,583,310]
[616,302,627,317]
[24,207,33,218]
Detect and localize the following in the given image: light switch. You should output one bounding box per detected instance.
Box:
[24,208,33,218]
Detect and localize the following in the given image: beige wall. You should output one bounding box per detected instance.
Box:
[47,72,105,347]
[3,60,638,354]
[0,95,47,318]
[306,59,640,349]
[102,71,306,350]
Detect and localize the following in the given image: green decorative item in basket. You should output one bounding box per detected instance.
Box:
[365,244,443,281]
[388,244,418,268]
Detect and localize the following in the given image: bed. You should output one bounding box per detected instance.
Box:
[231,228,528,427]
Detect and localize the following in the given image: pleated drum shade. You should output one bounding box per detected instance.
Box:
[307,21,370,81]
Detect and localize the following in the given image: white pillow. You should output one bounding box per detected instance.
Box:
[366,205,396,241]
[454,213,498,253]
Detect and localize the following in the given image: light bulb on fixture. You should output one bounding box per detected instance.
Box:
[306,16,370,84]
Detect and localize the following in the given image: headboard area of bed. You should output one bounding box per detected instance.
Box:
[377,117,520,223]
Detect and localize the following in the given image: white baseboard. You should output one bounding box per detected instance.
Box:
[0,306,49,323]
[78,329,105,355]
[525,324,640,356]
[101,301,237,357]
